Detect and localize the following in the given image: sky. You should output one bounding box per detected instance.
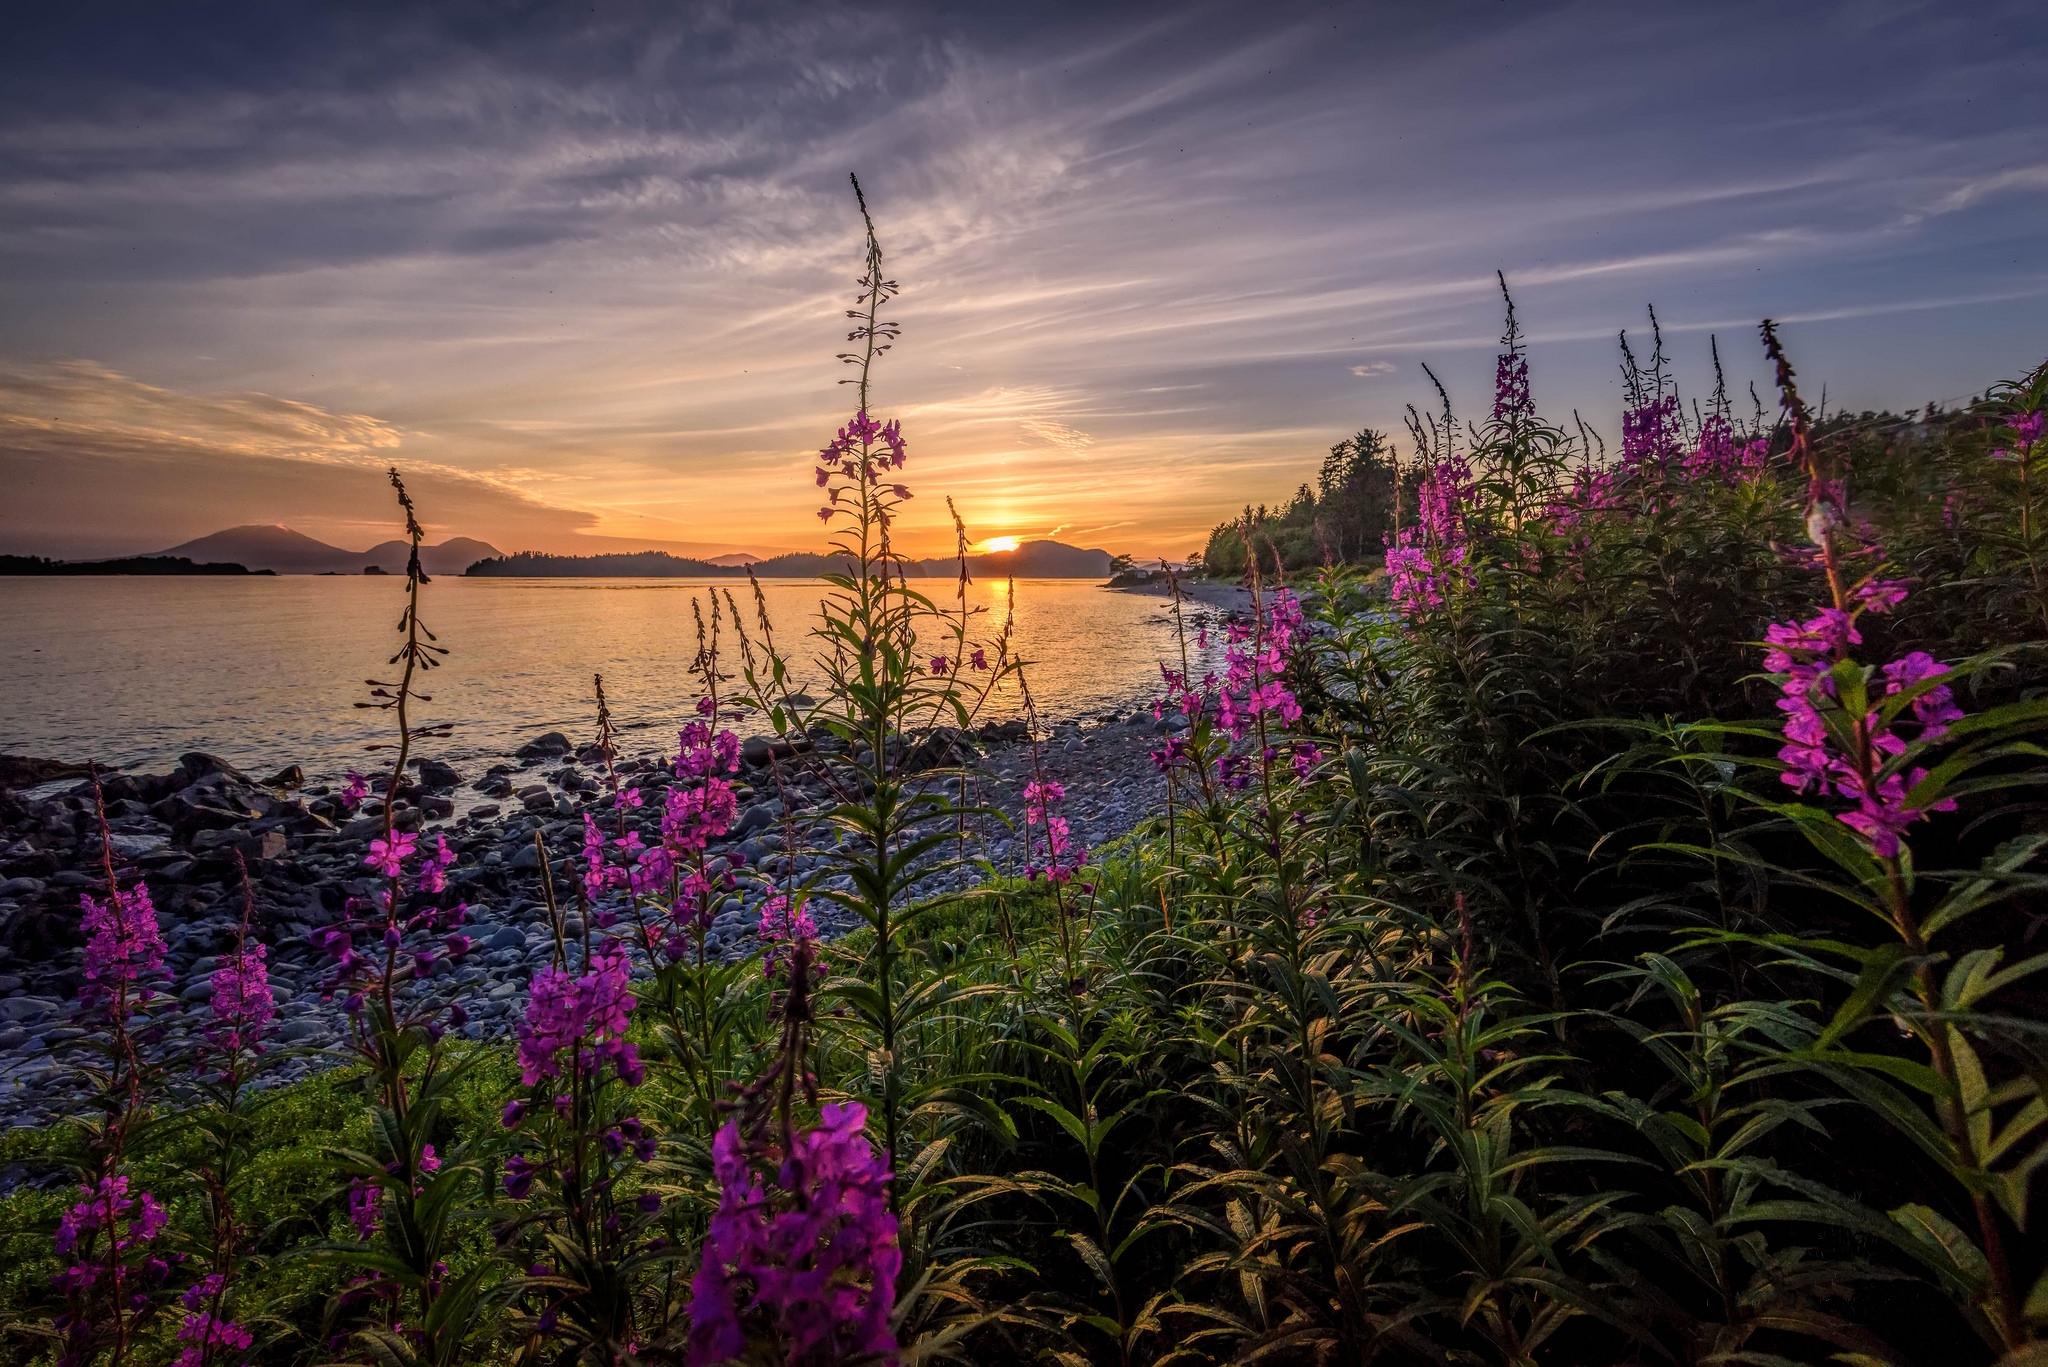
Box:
[0,0,2043,562]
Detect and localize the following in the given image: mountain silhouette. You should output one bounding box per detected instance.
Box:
[156,525,503,575]
[465,539,1115,580]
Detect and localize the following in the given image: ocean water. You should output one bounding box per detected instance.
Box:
[0,576,1225,784]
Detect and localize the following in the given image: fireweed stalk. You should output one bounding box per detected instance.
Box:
[1757,321,2029,1349]
[686,932,901,1366]
[730,174,1013,1208]
[312,470,485,1357]
[50,773,173,1367]
[499,931,661,1360]
[172,851,276,1367]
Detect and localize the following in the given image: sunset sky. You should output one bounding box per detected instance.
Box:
[1,1,2043,561]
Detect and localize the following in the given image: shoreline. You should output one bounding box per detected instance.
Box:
[0,695,1192,1129]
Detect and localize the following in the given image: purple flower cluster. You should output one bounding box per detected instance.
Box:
[1621,392,1683,469]
[1023,779,1088,884]
[758,895,817,979]
[1684,413,1769,480]
[1992,410,2045,461]
[1387,456,1475,615]
[815,409,909,524]
[516,941,644,1088]
[54,1175,168,1292]
[175,1276,253,1367]
[207,941,275,1055]
[1765,599,1963,856]
[310,831,473,998]
[688,1102,901,1366]
[1216,591,1305,739]
[1491,351,1531,425]
[78,883,166,1007]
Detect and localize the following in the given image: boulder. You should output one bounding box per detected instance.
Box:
[0,757,94,791]
[411,758,462,790]
[261,764,305,790]
[515,732,573,759]
[172,753,250,788]
[732,803,777,839]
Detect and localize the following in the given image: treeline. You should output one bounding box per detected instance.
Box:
[0,555,271,576]
[1201,426,1412,576]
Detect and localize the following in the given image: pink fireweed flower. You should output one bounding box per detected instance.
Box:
[969,648,989,671]
[1855,578,1911,613]
[674,723,742,779]
[581,815,628,902]
[347,1179,381,1240]
[415,834,457,894]
[208,942,275,1054]
[364,831,417,880]
[174,1311,253,1367]
[687,1102,901,1366]
[1023,780,1087,883]
[1292,742,1324,781]
[929,656,950,675]
[54,1176,167,1259]
[516,941,642,1088]
[662,781,738,854]
[78,882,166,1005]
[758,895,817,979]
[1621,393,1683,469]
[1764,595,1962,857]
[1492,351,1532,424]
[342,771,369,809]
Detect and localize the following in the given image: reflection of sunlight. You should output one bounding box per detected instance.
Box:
[978,535,1020,553]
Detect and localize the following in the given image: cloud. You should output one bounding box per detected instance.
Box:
[1350,362,1396,377]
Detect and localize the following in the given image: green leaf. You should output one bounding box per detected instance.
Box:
[1890,1202,1991,1293]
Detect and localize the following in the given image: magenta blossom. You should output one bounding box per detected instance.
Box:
[758,896,817,979]
[208,942,275,1054]
[364,831,417,880]
[1764,588,1962,857]
[79,883,166,1006]
[687,1102,901,1366]
[1023,779,1087,884]
[342,771,369,809]
[516,941,642,1088]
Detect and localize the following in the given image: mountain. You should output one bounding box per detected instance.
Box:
[359,536,504,576]
[154,525,503,575]
[704,552,763,567]
[465,539,1115,580]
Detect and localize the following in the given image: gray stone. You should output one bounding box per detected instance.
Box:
[0,877,43,898]
[262,765,305,789]
[0,996,58,1022]
[412,758,462,790]
[516,732,573,759]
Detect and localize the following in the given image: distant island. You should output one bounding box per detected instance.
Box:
[465,540,1114,580]
[0,554,273,576]
[153,525,504,575]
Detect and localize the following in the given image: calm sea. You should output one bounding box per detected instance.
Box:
[0,577,1222,783]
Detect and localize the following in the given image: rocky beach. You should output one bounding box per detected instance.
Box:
[0,595,1247,1131]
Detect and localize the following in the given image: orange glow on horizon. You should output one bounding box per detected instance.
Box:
[976,535,1021,553]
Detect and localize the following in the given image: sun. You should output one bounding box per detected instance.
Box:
[978,536,1020,553]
